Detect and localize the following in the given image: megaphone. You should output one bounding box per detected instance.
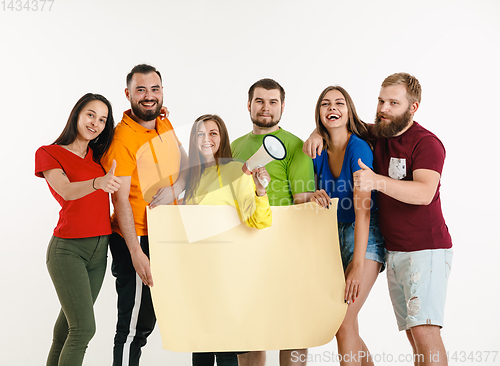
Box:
[242,134,287,187]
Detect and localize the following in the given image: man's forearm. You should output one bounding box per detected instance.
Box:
[113,193,155,286]
[374,173,438,205]
[293,192,313,205]
[173,169,188,199]
[113,196,141,254]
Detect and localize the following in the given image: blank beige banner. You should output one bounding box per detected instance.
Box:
[147,200,347,352]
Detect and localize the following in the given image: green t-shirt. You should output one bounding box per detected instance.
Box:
[231,127,315,206]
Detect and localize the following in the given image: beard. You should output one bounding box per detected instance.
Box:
[374,107,412,138]
[130,98,162,122]
[251,112,281,129]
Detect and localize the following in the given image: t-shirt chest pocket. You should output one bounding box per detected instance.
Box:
[388,157,406,180]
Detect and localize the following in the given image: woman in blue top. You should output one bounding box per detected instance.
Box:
[310,86,385,366]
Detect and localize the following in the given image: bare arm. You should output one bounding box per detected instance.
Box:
[43,160,121,201]
[302,128,324,159]
[293,192,313,204]
[345,187,371,303]
[353,158,440,205]
[112,176,153,287]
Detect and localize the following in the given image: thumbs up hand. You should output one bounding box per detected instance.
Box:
[94,159,122,194]
[353,158,377,192]
[108,159,117,175]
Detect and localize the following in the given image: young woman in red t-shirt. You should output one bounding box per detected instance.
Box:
[35,93,121,366]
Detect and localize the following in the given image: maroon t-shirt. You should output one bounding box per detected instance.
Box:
[35,145,112,239]
[373,122,452,252]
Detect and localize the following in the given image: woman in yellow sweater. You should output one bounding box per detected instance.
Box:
[184,114,272,366]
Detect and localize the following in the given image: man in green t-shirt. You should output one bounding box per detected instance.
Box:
[231,78,314,366]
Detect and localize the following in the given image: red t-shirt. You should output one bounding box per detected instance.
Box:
[373,122,452,252]
[35,144,112,239]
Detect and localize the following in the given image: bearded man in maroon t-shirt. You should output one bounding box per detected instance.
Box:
[303,73,453,366]
[353,73,453,366]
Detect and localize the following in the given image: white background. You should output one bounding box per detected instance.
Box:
[1,0,499,365]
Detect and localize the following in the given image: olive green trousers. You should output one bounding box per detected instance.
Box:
[46,235,108,366]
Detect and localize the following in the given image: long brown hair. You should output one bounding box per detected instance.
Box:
[183,114,233,203]
[314,86,373,150]
[53,93,115,163]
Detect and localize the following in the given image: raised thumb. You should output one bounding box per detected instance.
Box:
[108,159,117,175]
[358,158,369,170]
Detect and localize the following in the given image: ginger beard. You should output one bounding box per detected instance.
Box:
[374,106,412,138]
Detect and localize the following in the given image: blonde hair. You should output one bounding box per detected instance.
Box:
[382,72,422,104]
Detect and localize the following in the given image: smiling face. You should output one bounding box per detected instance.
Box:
[197,120,221,163]
[126,72,163,123]
[248,87,284,131]
[375,84,417,137]
[319,89,349,131]
[76,100,108,141]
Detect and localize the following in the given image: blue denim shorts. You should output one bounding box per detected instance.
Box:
[337,211,386,272]
[387,248,453,331]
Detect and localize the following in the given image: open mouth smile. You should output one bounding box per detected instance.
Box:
[140,100,157,109]
[327,113,340,121]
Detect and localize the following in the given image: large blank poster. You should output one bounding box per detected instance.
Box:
[147,200,347,352]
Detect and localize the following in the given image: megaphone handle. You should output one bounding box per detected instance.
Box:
[255,165,269,188]
[258,176,269,188]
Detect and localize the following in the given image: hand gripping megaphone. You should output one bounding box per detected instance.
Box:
[242,134,287,187]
